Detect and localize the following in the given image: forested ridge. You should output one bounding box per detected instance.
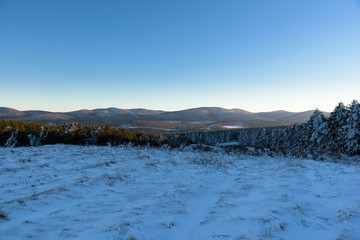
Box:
[1,100,359,157]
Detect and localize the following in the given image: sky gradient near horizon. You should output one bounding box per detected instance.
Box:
[0,0,359,112]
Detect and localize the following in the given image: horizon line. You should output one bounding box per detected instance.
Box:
[0,106,323,114]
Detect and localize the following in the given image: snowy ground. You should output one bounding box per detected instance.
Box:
[0,145,359,240]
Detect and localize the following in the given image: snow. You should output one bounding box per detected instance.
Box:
[222,125,244,129]
[188,121,214,125]
[0,145,359,239]
[217,142,240,146]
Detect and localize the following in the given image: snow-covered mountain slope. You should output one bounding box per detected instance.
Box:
[1,145,359,239]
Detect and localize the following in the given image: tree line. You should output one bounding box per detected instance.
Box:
[0,121,165,147]
[182,100,360,157]
[1,100,359,157]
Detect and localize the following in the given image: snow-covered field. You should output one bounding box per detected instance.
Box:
[0,145,359,240]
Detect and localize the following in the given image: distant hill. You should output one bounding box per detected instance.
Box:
[0,107,27,117]
[0,107,328,132]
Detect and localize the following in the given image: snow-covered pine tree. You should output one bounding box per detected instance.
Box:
[308,109,327,152]
[297,123,310,156]
[344,100,360,155]
[326,102,349,154]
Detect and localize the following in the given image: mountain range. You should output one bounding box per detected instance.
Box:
[0,107,328,132]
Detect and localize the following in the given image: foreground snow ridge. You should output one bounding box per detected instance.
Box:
[0,145,359,240]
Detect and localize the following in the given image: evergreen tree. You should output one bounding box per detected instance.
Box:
[345,100,360,155]
[308,109,327,152]
[326,102,349,154]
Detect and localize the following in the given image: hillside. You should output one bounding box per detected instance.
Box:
[0,107,326,132]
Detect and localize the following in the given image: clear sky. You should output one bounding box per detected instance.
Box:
[0,0,359,112]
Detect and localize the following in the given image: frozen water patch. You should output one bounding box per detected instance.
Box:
[222,125,244,129]
[0,145,359,239]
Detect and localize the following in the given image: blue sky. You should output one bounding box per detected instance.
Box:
[0,0,359,112]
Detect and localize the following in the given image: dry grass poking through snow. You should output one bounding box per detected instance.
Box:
[0,145,359,239]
